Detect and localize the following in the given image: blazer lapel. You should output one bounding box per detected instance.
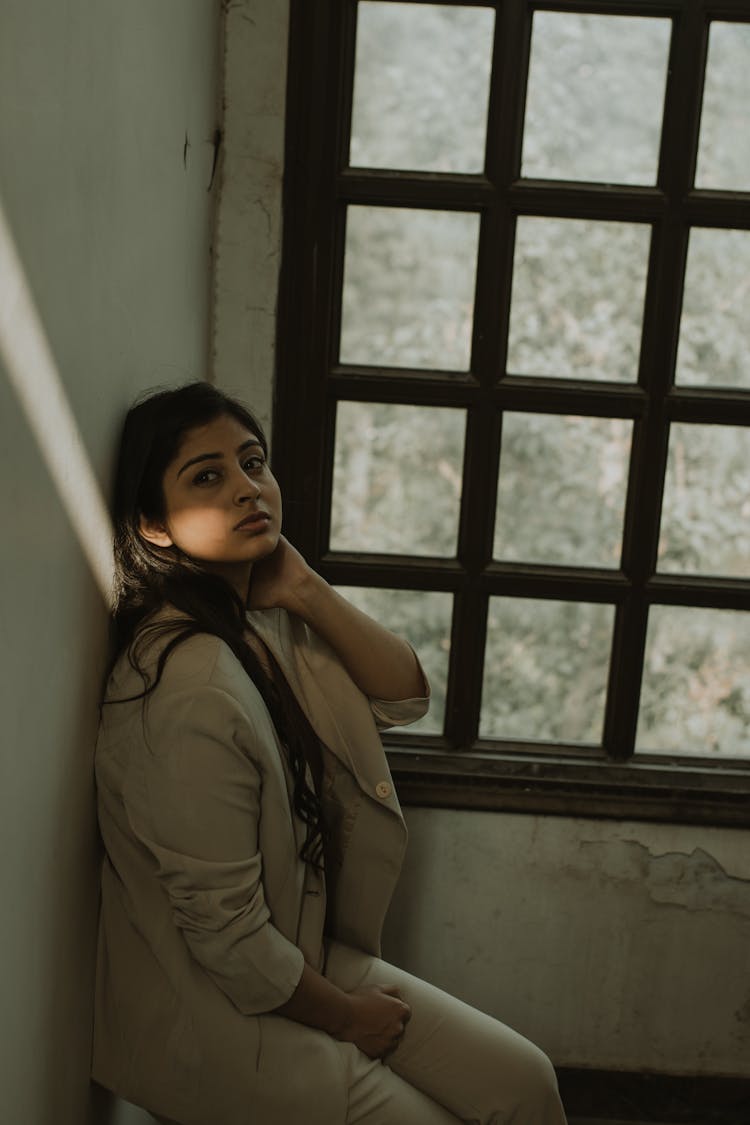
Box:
[246,609,399,810]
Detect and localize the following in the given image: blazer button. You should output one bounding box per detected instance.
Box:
[375,781,392,799]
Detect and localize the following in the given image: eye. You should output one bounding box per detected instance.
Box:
[193,468,221,485]
[243,454,266,474]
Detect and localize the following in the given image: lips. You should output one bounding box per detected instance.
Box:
[235,511,271,531]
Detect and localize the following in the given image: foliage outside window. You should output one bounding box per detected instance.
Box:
[275,0,750,825]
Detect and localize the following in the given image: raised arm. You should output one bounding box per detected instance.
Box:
[248,536,426,701]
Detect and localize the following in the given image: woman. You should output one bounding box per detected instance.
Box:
[93,382,567,1125]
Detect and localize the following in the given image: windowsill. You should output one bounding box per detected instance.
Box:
[385,743,750,827]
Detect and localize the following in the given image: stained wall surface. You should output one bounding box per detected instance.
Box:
[211,0,290,434]
[0,2,219,1123]
[382,810,750,1077]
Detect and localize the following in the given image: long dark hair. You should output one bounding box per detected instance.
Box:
[106,381,325,866]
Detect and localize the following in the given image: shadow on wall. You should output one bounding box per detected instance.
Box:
[0,202,116,1125]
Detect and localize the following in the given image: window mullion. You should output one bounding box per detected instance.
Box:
[485,0,529,188]
[606,0,709,761]
[443,0,527,751]
[658,0,710,200]
[444,403,501,748]
[444,584,488,750]
[275,0,342,557]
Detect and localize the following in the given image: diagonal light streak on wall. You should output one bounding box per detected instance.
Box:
[0,202,115,603]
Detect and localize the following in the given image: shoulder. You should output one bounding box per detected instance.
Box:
[105,622,262,720]
[99,629,277,773]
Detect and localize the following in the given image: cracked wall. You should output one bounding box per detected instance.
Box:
[382,811,750,1076]
[211,0,289,432]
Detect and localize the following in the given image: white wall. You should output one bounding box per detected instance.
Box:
[0,3,220,1123]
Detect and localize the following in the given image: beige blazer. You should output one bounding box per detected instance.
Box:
[92,607,429,1125]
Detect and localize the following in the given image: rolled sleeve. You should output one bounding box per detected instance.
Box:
[123,684,303,1014]
[369,645,431,731]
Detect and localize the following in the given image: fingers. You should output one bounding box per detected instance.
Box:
[382,1018,407,1059]
[389,1000,409,1049]
[347,985,412,1059]
[378,985,411,1019]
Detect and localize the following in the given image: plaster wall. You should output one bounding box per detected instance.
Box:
[382,810,750,1077]
[0,2,220,1123]
[211,0,289,435]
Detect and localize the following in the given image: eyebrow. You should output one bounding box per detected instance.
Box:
[176,438,263,478]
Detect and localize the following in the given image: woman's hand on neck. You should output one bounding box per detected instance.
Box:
[246,535,318,614]
[248,537,426,701]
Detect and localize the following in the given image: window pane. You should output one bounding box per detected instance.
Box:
[657,423,750,579]
[521,12,671,186]
[636,606,750,757]
[507,217,650,383]
[494,413,631,567]
[330,401,465,556]
[340,206,479,371]
[350,1,494,174]
[675,228,750,390]
[695,22,750,191]
[335,586,452,735]
[480,597,615,743]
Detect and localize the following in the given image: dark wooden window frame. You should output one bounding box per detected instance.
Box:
[274,0,750,827]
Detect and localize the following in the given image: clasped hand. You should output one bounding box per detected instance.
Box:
[339,985,412,1059]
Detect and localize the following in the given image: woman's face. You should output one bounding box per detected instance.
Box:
[139,412,282,597]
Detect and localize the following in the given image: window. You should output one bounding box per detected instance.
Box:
[275,0,750,825]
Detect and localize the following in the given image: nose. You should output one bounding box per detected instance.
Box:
[233,466,261,502]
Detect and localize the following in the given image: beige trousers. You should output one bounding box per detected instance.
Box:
[154,947,567,1125]
[325,943,568,1125]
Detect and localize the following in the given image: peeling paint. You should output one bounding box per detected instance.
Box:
[577,840,750,916]
[386,811,750,1075]
[642,847,750,915]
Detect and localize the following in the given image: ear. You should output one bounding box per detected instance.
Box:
[138,515,174,549]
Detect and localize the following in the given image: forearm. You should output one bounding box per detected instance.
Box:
[274,961,352,1036]
[287,572,426,700]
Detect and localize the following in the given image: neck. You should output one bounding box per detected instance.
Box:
[202,560,253,604]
